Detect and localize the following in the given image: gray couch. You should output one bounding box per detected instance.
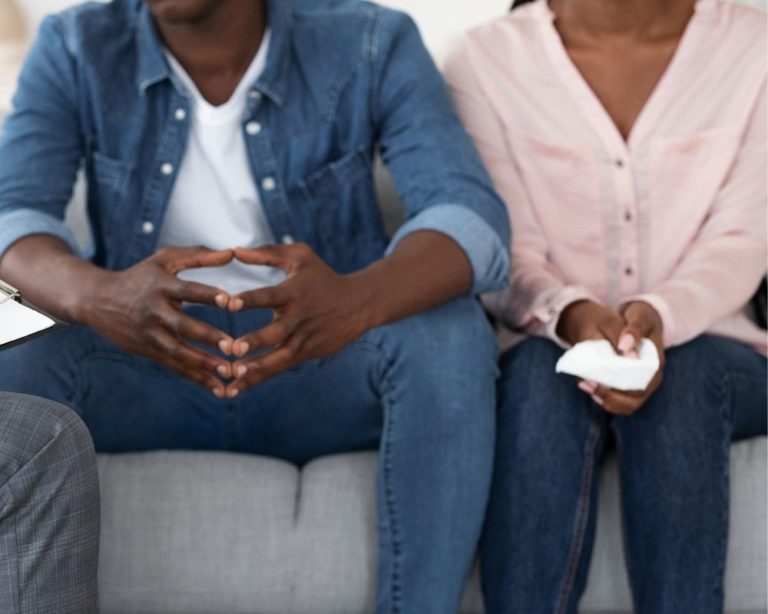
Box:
[95,443,767,614]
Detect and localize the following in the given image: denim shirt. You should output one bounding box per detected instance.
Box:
[0,0,510,294]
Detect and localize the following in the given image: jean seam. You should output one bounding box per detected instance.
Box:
[381,379,402,614]
[353,337,402,613]
[714,373,732,610]
[555,410,602,614]
[615,426,637,611]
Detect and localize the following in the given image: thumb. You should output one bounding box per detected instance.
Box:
[616,324,643,357]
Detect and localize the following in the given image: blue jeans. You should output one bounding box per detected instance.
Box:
[0,296,498,614]
[482,335,767,614]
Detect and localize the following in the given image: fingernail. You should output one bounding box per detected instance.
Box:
[626,349,639,359]
[212,387,224,398]
[236,365,247,377]
[618,333,635,354]
[217,364,230,378]
[228,388,239,399]
[215,294,228,308]
[218,339,231,355]
[578,381,595,394]
[591,394,604,407]
[230,298,244,312]
[234,341,249,357]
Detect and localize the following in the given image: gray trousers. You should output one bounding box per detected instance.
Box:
[0,393,99,613]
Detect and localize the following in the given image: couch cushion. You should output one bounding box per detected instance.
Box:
[97,438,767,614]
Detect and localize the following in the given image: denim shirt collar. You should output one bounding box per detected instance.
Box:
[134,0,291,106]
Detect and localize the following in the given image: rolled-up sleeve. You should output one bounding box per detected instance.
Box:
[385,203,509,296]
[0,15,83,262]
[372,10,510,294]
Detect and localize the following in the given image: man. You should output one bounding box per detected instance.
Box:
[0,0,509,610]
[0,393,100,614]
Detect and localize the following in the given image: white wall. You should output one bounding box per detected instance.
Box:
[1,0,766,105]
[8,0,768,63]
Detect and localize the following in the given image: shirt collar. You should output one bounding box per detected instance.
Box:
[135,0,290,106]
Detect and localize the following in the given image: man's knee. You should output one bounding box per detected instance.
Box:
[369,295,498,370]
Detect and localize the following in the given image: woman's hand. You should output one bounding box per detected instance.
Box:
[556,299,626,347]
[579,301,666,415]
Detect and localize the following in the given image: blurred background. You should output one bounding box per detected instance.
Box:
[1,0,766,112]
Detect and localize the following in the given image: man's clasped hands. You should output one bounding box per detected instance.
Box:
[83,244,375,399]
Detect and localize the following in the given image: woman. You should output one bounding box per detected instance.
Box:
[445,0,766,612]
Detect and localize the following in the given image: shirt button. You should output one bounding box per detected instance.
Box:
[281,234,296,245]
[624,211,633,222]
[249,90,262,101]
[245,121,262,136]
[141,221,155,235]
[261,176,276,191]
[624,267,634,276]
[161,163,174,176]
[615,159,625,168]
[547,307,557,317]
[174,108,186,121]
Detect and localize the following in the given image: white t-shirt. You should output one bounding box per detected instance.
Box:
[158,30,285,295]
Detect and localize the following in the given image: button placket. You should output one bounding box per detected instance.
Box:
[129,103,187,259]
[243,110,299,250]
[611,153,641,294]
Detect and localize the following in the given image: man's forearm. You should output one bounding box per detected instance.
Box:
[0,235,106,323]
[349,230,474,331]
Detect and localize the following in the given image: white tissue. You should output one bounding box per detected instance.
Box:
[555,338,660,391]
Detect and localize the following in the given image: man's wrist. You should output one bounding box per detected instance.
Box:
[345,262,393,333]
[60,259,111,325]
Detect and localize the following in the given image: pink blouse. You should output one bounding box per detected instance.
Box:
[445,0,767,352]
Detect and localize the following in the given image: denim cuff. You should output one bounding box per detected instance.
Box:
[385,204,509,295]
[0,209,80,261]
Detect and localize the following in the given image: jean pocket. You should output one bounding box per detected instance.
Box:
[89,152,134,243]
[298,147,385,249]
[506,129,604,257]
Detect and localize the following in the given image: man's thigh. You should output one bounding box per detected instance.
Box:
[231,295,497,465]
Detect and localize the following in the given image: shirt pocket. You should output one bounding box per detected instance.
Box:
[647,124,742,245]
[505,129,603,257]
[298,147,384,249]
[89,152,134,243]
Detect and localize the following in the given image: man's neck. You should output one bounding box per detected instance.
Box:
[549,0,696,42]
[155,0,267,84]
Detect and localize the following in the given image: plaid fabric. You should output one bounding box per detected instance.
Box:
[0,393,99,614]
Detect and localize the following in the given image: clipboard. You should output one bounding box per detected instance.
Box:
[0,279,68,352]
